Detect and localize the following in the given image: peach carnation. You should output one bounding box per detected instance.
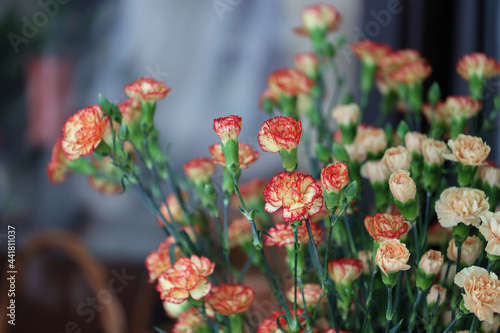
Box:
[350,40,392,64]
[209,142,259,169]
[294,52,319,78]
[435,187,490,228]
[444,134,491,166]
[264,222,323,247]
[263,172,323,222]
[267,68,315,96]
[206,284,255,315]
[258,116,302,153]
[213,115,242,144]
[344,143,367,163]
[145,237,180,282]
[422,138,449,165]
[360,160,391,183]
[404,132,427,154]
[454,266,500,323]
[321,162,349,193]
[447,236,483,266]
[47,138,71,184]
[156,255,215,304]
[376,239,411,276]
[172,307,210,333]
[364,213,412,242]
[390,60,432,84]
[183,157,215,185]
[389,170,417,204]
[419,250,444,275]
[480,166,500,187]
[124,77,171,102]
[157,192,187,225]
[61,105,109,160]
[426,284,447,307]
[456,53,500,80]
[354,127,387,156]
[382,146,412,172]
[479,212,500,256]
[286,283,324,309]
[331,103,361,125]
[328,258,363,284]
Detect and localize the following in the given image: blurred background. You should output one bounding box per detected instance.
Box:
[0,0,499,332]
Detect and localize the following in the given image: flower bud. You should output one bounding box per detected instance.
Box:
[447,235,482,266]
[426,284,447,308]
[389,170,418,220]
[382,146,412,173]
[417,250,444,290]
[294,52,319,78]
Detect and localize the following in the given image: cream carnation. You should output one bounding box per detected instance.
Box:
[376,239,411,276]
[344,143,367,163]
[419,250,444,275]
[331,103,361,125]
[427,284,447,307]
[383,146,412,172]
[444,134,491,166]
[447,236,483,266]
[404,132,427,154]
[454,266,500,323]
[354,128,388,156]
[422,139,449,165]
[481,166,500,187]
[360,160,391,183]
[389,170,417,204]
[479,212,500,256]
[435,187,490,228]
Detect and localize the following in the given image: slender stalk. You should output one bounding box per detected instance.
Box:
[421,192,432,247]
[413,219,420,261]
[385,287,393,333]
[362,267,378,332]
[200,303,218,333]
[451,243,462,333]
[469,316,478,333]
[343,213,357,257]
[293,226,299,329]
[323,204,348,279]
[487,261,495,273]
[223,195,233,283]
[442,260,453,287]
[442,313,463,333]
[408,291,423,332]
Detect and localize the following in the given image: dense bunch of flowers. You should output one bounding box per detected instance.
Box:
[47,3,500,332]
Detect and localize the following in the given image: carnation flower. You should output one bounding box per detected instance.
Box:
[183,157,215,185]
[47,138,71,184]
[117,98,141,125]
[404,132,427,154]
[481,314,500,333]
[145,237,180,282]
[435,187,490,228]
[61,105,109,160]
[376,239,411,277]
[267,69,315,97]
[419,250,444,275]
[172,307,210,333]
[294,52,319,78]
[357,250,373,274]
[444,134,491,166]
[351,40,392,65]
[321,162,349,193]
[124,77,171,102]
[257,309,305,333]
[360,160,391,183]
[454,266,500,323]
[209,142,259,169]
[364,213,412,242]
[228,217,253,248]
[389,170,416,204]
[422,139,449,165]
[456,53,500,80]
[156,255,215,304]
[264,222,323,247]
[378,49,423,75]
[213,115,242,144]
[390,60,432,84]
[286,283,324,309]
[157,192,187,225]
[354,127,387,158]
[331,103,361,126]
[479,212,500,256]
[258,116,302,153]
[480,166,500,187]
[206,284,254,315]
[344,143,367,163]
[426,284,447,307]
[258,89,279,110]
[88,175,122,195]
[382,146,412,173]
[328,258,363,284]
[263,172,323,222]
[295,4,342,35]
[440,96,482,119]
[447,236,482,266]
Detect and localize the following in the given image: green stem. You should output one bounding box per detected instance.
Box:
[343,213,357,257]
[293,226,299,329]
[385,287,393,333]
[408,291,423,332]
[442,312,463,333]
[362,267,378,332]
[469,316,478,333]
[223,195,233,284]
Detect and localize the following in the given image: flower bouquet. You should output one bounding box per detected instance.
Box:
[47,3,500,333]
